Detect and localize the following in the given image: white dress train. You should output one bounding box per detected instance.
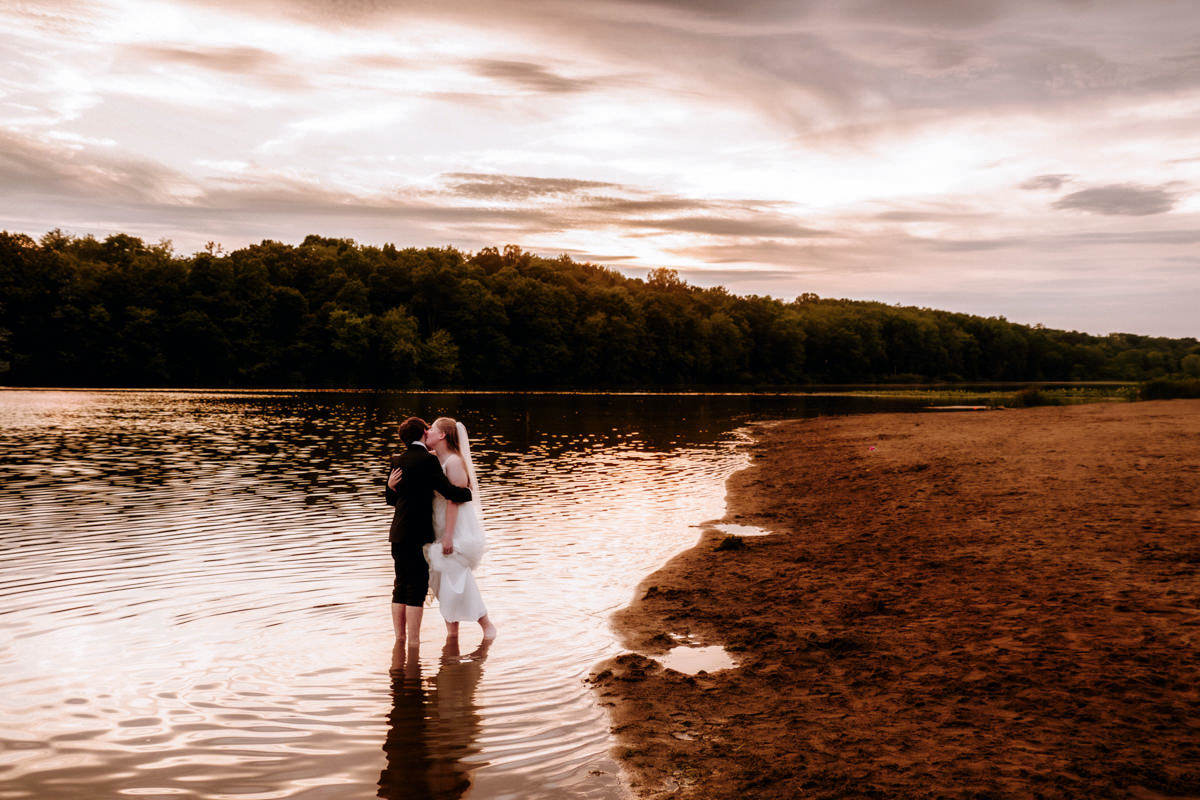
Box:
[426,480,488,623]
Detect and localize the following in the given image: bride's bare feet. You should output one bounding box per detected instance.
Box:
[445,621,460,640]
[479,614,497,641]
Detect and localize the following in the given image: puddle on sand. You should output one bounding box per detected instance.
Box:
[659,645,738,675]
[710,522,773,537]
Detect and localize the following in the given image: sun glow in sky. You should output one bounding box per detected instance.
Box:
[3,0,1199,336]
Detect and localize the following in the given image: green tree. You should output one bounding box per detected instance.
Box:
[2,231,1197,389]
[378,306,422,385]
[422,329,460,385]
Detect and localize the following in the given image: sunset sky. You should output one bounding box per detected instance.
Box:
[3,0,1199,337]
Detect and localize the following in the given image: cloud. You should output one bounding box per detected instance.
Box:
[1019,173,1073,191]
[1058,228,1200,246]
[624,215,833,238]
[581,197,729,214]
[130,44,281,73]
[543,247,641,261]
[1,127,822,244]
[1,134,827,252]
[0,0,99,34]
[194,180,563,227]
[0,127,183,202]
[173,1,1200,113]
[467,59,598,93]
[441,172,619,199]
[123,44,312,90]
[872,206,993,222]
[437,181,831,241]
[669,239,834,268]
[579,194,788,216]
[0,127,562,230]
[1051,183,1183,216]
[925,237,1017,252]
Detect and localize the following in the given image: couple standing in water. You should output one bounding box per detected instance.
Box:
[385,416,497,643]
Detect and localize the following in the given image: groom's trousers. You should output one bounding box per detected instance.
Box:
[391,539,429,606]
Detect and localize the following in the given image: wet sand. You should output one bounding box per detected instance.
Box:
[591,399,1200,799]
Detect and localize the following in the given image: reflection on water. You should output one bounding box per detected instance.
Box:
[0,389,925,800]
[380,639,490,800]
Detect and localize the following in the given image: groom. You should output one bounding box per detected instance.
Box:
[385,417,472,642]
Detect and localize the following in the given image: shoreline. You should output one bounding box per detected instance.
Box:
[591,399,1200,799]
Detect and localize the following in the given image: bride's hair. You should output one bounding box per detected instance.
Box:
[434,416,479,500]
[432,416,461,454]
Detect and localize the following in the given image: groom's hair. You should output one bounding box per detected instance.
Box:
[399,417,429,445]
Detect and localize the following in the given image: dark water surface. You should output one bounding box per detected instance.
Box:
[0,390,925,800]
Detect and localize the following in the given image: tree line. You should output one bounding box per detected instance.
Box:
[2,230,1197,388]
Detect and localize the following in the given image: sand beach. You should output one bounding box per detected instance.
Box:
[592,399,1200,799]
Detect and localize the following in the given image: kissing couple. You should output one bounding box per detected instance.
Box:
[385,416,497,644]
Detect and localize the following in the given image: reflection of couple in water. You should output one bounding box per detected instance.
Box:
[379,416,496,799]
[379,637,492,800]
[385,416,497,644]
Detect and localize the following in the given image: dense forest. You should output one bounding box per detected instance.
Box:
[2,230,1198,388]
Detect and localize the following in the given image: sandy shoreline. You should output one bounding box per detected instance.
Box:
[591,399,1200,799]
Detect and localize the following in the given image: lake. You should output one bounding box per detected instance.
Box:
[0,390,928,800]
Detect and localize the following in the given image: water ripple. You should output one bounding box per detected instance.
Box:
[0,389,917,799]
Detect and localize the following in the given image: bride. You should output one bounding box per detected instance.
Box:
[424,417,497,641]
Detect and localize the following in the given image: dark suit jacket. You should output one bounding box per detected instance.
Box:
[385,443,473,545]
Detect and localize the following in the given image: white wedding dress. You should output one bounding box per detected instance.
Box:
[425,425,489,623]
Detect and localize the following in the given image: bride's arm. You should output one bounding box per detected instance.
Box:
[441,456,469,555]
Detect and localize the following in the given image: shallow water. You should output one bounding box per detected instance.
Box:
[658,646,737,675]
[709,523,773,538]
[0,390,924,799]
